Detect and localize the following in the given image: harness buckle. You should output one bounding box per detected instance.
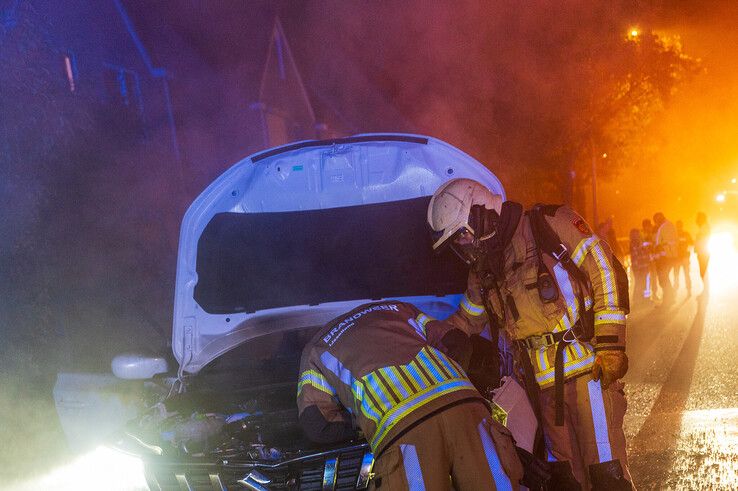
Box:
[552,243,569,262]
[522,332,557,350]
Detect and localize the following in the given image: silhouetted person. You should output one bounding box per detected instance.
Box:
[641,218,658,301]
[674,220,693,295]
[695,212,711,281]
[629,228,651,307]
[598,215,624,261]
[653,212,677,306]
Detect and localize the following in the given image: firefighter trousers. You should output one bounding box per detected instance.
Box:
[369,399,523,490]
[539,375,632,489]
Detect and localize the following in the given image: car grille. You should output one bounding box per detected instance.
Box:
[144,446,373,491]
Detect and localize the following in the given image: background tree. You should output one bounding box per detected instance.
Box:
[560,30,702,219]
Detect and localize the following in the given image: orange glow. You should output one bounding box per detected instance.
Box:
[716,193,726,203]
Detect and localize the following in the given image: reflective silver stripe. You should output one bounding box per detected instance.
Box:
[416,313,433,329]
[537,347,547,371]
[587,379,613,462]
[175,474,194,491]
[237,471,271,491]
[595,312,626,323]
[408,317,426,339]
[461,294,485,316]
[572,341,584,358]
[320,351,355,387]
[592,242,617,307]
[298,370,337,396]
[553,262,579,329]
[208,474,227,491]
[322,456,338,490]
[477,421,513,490]
[356,452,375,489]
[536,353,595,384]
[400,444,426,491]
[572,236,597,266]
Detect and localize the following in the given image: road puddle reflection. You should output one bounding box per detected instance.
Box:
[669,408,738,489]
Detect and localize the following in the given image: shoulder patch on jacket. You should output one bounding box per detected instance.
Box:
[573,218,592,236]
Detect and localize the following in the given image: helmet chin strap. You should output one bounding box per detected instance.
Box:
[478,229,497,242]
[458,231,495,266]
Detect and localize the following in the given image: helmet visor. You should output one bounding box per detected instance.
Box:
[433,226,478,264]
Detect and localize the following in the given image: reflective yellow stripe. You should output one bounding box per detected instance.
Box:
[572,236,596,266]
[416,313,433,334]
[417,348,444,382]
[364,373,394,412]
[591,242,618,308]
[352,380,364,401]
[536,347,549,371]
[405,360,429,388]
[298,370,335,396]
[370,378,476,450]
[572,237,621,314]
[530,342,594,385]
[387,366,414,398]
[595,311,626,325]
[360,383,383,424]
[535,351,595,385]
[358,348,477,448]
[461,294,485,316]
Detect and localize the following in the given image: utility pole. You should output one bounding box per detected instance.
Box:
[590,137,599,228]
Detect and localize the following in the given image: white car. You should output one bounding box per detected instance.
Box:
[54,134,512,491]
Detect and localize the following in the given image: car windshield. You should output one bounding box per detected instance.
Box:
[194,197,468,314]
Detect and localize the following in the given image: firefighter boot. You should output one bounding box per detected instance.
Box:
[546,461,581,491]
[588,460,633,490]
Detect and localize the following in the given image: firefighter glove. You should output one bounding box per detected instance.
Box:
[440,328,473,369]
[592,350,628,389]
[514,445,551,490]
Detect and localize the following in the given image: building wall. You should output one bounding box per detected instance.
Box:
[0,0,180,370]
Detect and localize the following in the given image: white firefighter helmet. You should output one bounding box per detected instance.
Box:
[427,178,503,252]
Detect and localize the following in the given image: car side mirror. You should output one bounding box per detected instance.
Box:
[111,353,169,380]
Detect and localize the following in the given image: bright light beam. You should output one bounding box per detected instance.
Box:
[707,230,738,292]
[5,446,148,491]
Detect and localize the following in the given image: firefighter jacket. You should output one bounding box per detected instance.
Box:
[297,301,483,455]
[452,205,629,390]
[655,219,679,259]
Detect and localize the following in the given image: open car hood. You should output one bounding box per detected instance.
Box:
[173,134,505,373]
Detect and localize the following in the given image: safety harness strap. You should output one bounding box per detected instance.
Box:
[554,339,568,426]
[527,205,595,427]
[514,329,573,427]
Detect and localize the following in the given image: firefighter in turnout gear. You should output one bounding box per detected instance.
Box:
[297,301,524,490]
[428,178,633,490]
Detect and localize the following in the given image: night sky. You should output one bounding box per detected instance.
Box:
[3,0,738,484]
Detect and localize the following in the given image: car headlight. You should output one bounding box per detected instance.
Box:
[6,446,149,491]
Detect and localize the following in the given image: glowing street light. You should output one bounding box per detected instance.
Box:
[630,29,639,37]
[716,193,726,203]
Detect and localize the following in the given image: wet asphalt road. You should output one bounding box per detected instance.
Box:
[625,252,738,490]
